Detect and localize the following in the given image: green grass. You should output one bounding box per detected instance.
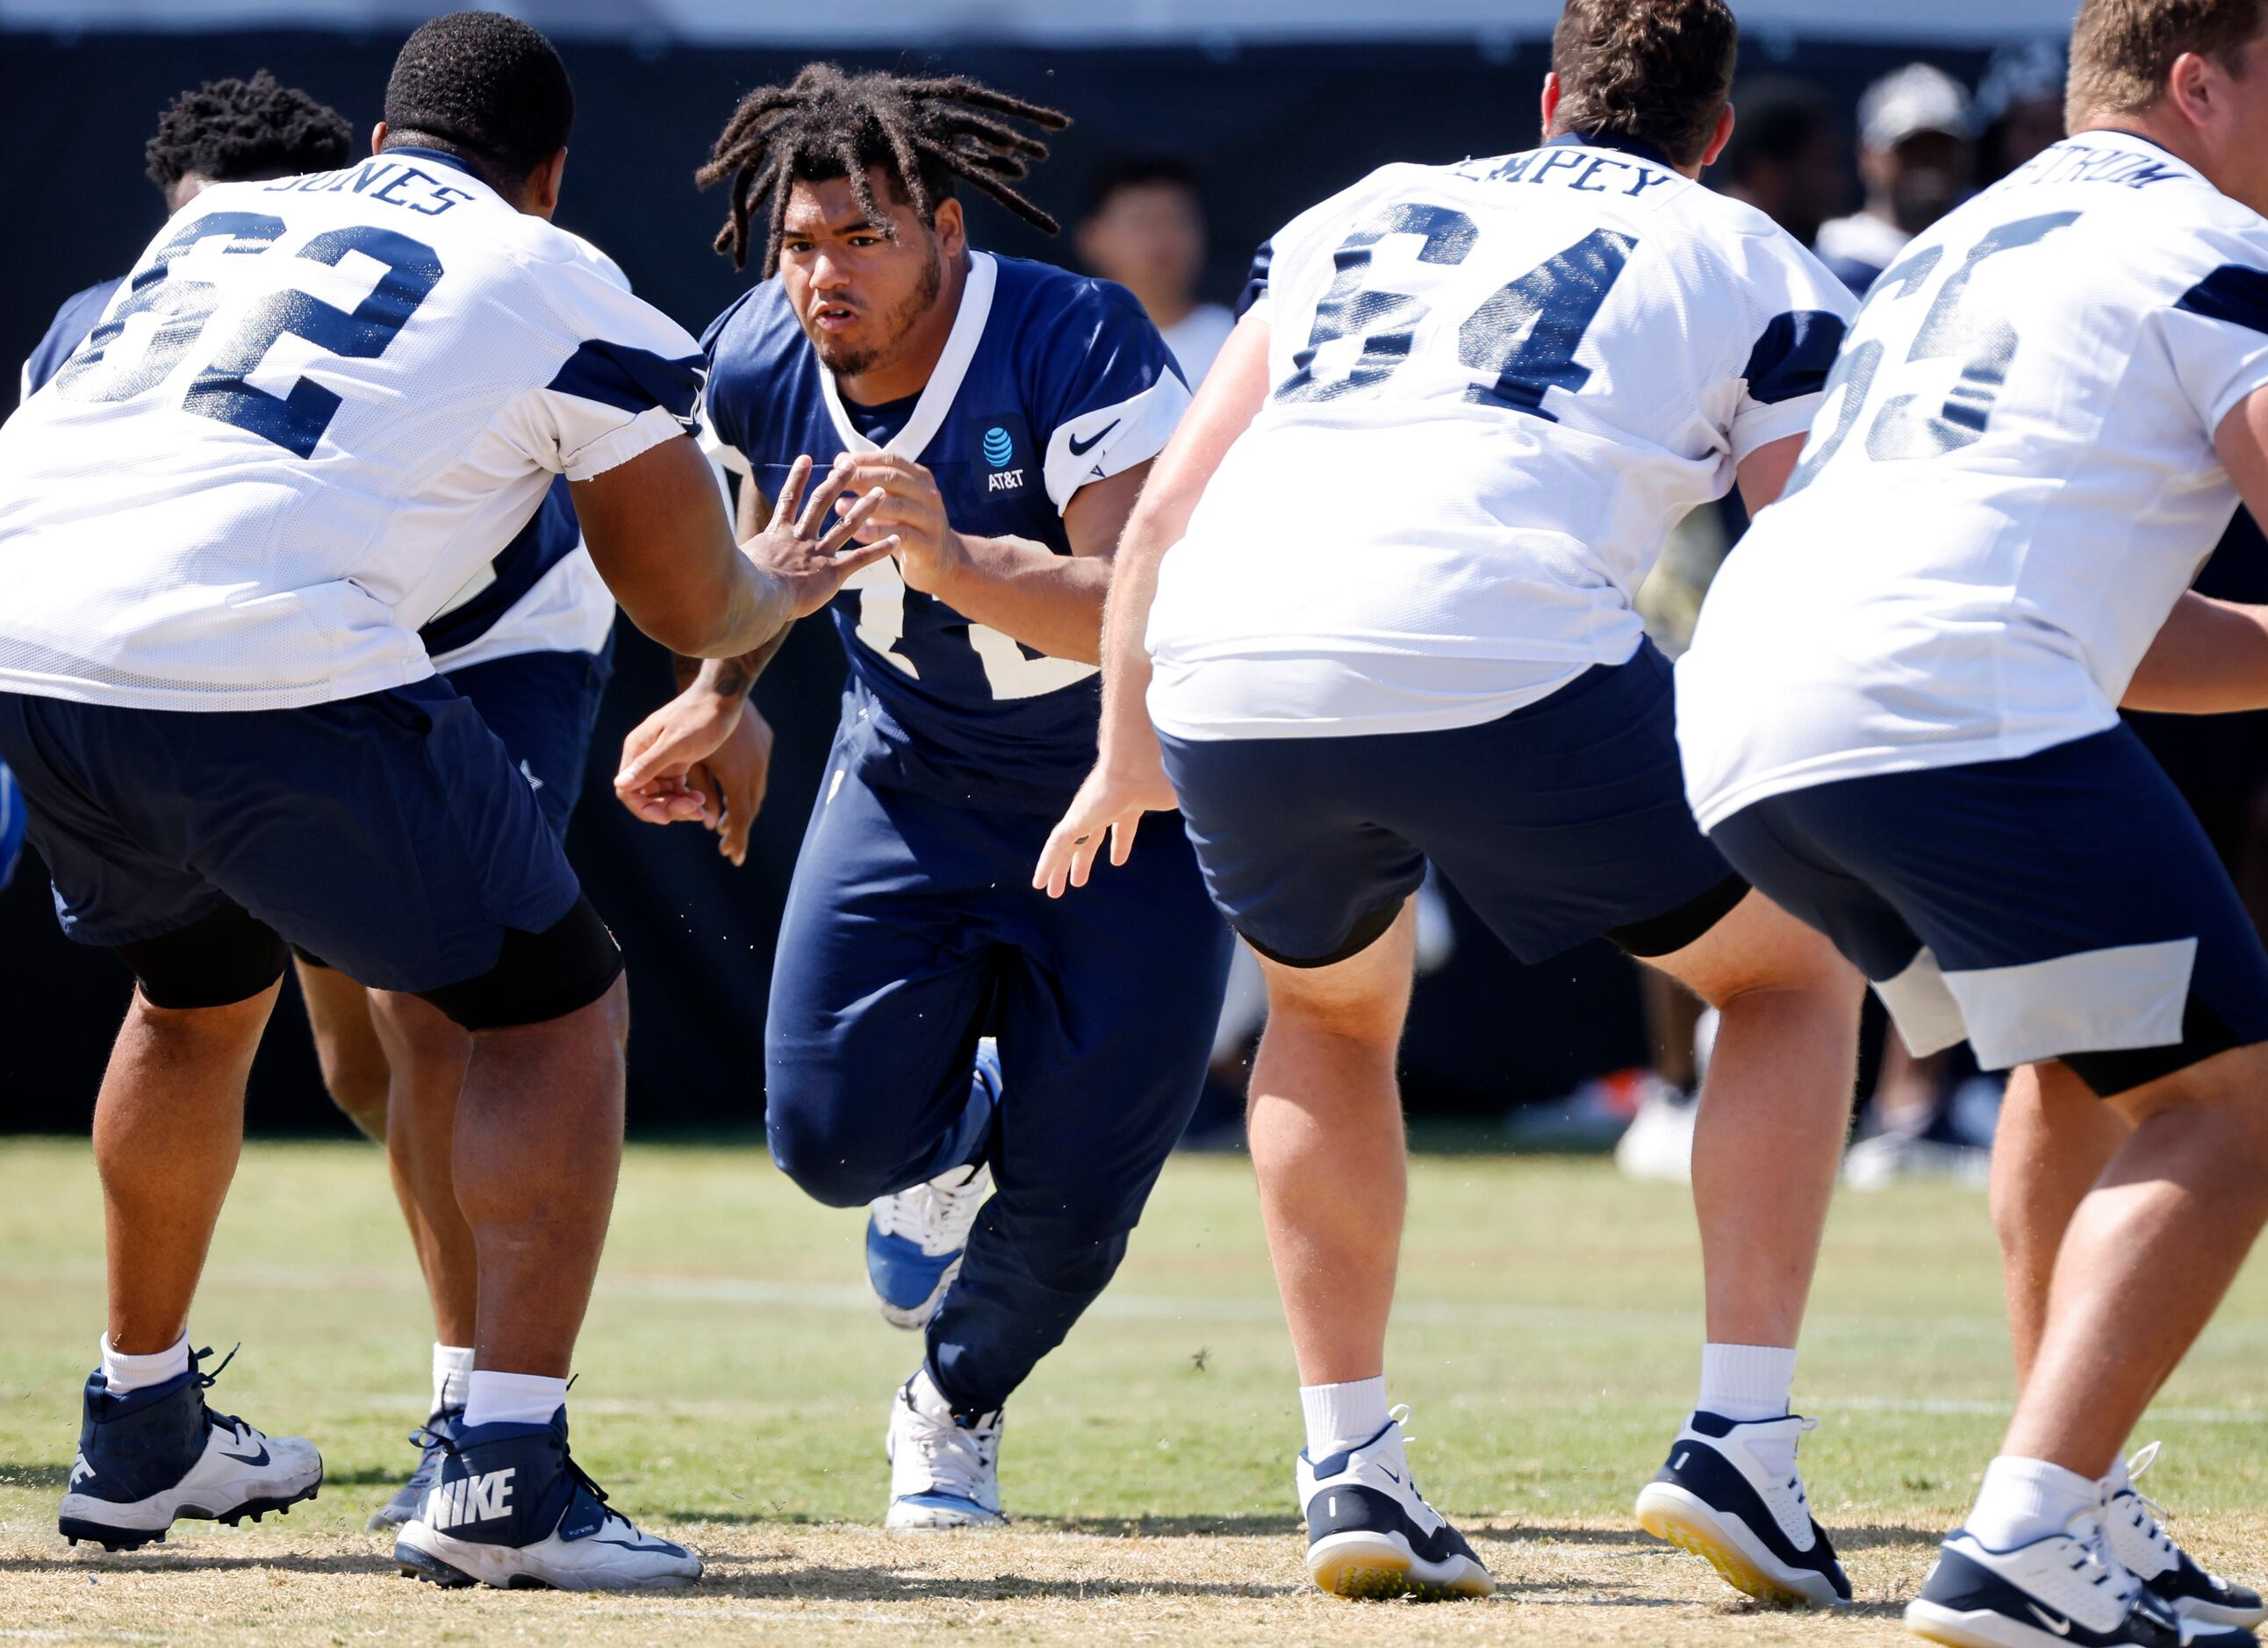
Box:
[4,1136,2268,1641]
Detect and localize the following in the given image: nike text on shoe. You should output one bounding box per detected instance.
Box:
[1905,1517,2257,1648]
[392,1408,700,1591]
[367,1406,461,1532]
[1635,1410,1851,1608]
[2104,1444,2266,1630]
[885,1366,1006,1530]
[1298,1408,1494,1601]
[58,1344,323,1551]
[865,1041,1001,1331]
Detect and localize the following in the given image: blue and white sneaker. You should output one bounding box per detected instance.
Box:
[1297,1409,1494,1601]
[865,1041,1000,1331]
[392,1408,700,1591]
[1635,1411,1851,1607]
[367,1407,459,1531]
[885,1367,1006,1530]
[2104,1443,2267,1630]
[58,1344,322,1551]
[1906,1515,2256,1647]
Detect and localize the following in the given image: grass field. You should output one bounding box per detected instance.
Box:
[4,1137,2268,1644]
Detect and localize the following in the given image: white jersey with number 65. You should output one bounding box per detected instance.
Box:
[1144,133,1855,742]
[1679,130,2268,831]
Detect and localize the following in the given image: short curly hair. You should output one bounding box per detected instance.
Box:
[144,70,354,194]
[1548,0,1739,169]
[383,10,573,185]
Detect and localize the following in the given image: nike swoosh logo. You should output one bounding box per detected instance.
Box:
[219,1443,270,1466]
[591,1537,680,1554]
[1067,420,1118,457]
[2025,1602,2071,1637]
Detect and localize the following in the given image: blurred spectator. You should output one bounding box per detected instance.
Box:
[1974,38,2068,183]
[1815,62,1974,295]
[1076,156,1237,386]
[1709,76,1850,249]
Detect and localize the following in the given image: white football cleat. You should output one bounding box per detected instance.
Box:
[1297,1408,1493,1601]
[865,1043,1001,1330]
[59,1346,322,1551]
[2102,1443,2266,1630]
[1905,1513,2254,1648]
[1636,1410,1851,1607]
[884,1366,1006,1530]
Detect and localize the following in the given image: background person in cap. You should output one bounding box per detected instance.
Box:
[1815,61,1975,294]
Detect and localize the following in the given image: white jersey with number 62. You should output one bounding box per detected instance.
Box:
[1679,130,2268,831]
[1145,135,1855,742]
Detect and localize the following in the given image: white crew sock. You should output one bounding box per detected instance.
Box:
[1966,1455,2102,1550]
[1299,1375,1391,1459]
[430,1343,474,1417]
[463,1369,570,1429]
[1697,1343,1798,1423]
[100,1332,190,1397]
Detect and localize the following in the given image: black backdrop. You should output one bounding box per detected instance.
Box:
[0,28,1986,1133]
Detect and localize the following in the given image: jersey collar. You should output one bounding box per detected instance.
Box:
[379,145,488,182]
[817,250,997,464]
[1546,130,1679,173]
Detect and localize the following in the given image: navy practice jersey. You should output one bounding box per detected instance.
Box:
[701,250,1188,813]
[21,267,597,673]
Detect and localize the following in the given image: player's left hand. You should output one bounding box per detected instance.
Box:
[1034,756,1181,899]
[684,701,774,866]
[837,454,970,598]
[614,686,743,828]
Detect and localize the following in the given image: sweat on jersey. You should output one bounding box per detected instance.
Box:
[0,147,701,712]
[700,249,1188,813]
[1142,133,1855,743]
[1677,130,2268,832]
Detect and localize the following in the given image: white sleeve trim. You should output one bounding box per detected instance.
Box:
[563,405,689,483]
[1042,373,1192,514]
[1729,391,1827,464]
[697,398,751,476]
[2207,358,2268,439]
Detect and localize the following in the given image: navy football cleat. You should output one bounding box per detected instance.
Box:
[394,1414,698,1595]
[865,1039,1000,1330]
[1636,1410,1851,1607]
[1906,1518,2257,1648]
[58,1344,322,1551]
[1297,1410,1493,1601]
[392,1408,700,1591]
[367,1407,460,1532]
[2104,1443,2267,1630]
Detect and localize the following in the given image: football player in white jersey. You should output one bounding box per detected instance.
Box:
[1038,0,1870,1605]
[1678,2,2268,1642]
[0,12,890,1592]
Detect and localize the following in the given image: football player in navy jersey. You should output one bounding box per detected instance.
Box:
[614,65,1232,1529]
[18,72,656,1534]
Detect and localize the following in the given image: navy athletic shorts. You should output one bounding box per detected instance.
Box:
[1157,640,1748,968]
[1709,726,2268,1097]
[438,643,613,842]
[0,675,582,996]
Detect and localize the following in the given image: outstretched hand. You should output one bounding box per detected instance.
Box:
[750,453,902,617]
[1033,755,1181,899]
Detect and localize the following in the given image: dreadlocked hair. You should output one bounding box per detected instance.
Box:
[697,63,1070,276]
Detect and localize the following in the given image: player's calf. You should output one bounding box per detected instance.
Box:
[58,1345,321,1551]
[393,1408,700,1591]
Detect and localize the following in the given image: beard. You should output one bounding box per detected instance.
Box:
[808,240,944,378]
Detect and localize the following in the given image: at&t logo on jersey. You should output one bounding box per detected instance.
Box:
[423,1465,516,1530]
[981,423,1025,492]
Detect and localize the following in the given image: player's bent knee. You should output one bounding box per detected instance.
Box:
[765,1110,895,1207]
[415,894,624,1032]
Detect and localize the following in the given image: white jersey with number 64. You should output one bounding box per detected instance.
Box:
[1145,135,1855,742]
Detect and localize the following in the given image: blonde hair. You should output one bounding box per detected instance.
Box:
[2068,0,2267,127]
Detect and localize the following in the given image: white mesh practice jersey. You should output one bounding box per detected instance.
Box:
[0,149,703,711]
[1143,135,1856,742]
[1679,131,2268,830]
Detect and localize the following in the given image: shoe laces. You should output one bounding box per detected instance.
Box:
[908,1395,999,1503]
[188,1343,257,1444]
[2065,1508,2142,1607]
